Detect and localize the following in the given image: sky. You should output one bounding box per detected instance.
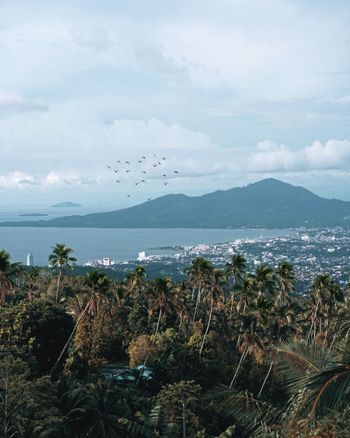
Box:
[1,0,350,208]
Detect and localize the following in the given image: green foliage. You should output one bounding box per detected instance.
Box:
[1,246,350,436]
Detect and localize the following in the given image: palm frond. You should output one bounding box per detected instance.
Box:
[209,385,282,437]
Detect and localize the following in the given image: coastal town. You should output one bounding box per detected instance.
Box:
[84,227,350,292]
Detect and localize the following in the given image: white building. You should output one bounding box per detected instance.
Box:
[26,253,34,266]
[138,251,147,261]
[102,257,111,267]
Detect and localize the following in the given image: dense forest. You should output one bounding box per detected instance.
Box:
[1,244,350,437]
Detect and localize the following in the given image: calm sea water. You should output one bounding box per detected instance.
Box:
[0,225,294,266]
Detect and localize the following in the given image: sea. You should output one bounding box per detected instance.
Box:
[0,207,295,266]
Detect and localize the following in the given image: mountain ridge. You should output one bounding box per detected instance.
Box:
[2,178,350,228]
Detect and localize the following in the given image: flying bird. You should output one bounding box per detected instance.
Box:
[162,174,167,177]
[114,170,119,173]
[141,179,146,183]
[142,156,146,159]
[127,194,131,197]
[135,182,140,186]
[153,164,157,167]
[115,180,120,183]
[126,170,131,173]
[174,170,179,173]
[142,171,147,174]
[162,157,167,160]
[125,161,130,165]
[138,160,142,163]
[164,182,168,186]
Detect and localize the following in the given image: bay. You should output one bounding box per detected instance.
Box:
[0,226,294,266]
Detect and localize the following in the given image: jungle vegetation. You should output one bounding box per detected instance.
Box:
[1,244,350,437]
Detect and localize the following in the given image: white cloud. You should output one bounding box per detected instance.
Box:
[0,91,47,112]
[249,139,350,173]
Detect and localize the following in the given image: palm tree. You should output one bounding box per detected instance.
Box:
[138,277,179,378]
[48,243,76,304]
[275,260,295,307]
[229,313,264,387]
[226,254,246,320]
[0,249,16,305]
[186,257,213,323]
[199,268,226,354]
[212,339,350,436]
[235,274,256,316]
[307,274,343,341]
[50,270,110,375]
[125,265,146,300]
[254,263,275,298]
[26,267,40,302]
[84,270,111,317]
[148,277,178,337]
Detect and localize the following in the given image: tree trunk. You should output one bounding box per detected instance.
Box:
[258,360,273,398]
[154,308,162,337]
[229,344,249,388]
[192,285,202,323]
[137,309,162,384]
[55,269,62,304]
[199,295,214,355]
[50,299,91,376]
[307,300,319,342]
[182,399,187,438]
[229,293,235,322]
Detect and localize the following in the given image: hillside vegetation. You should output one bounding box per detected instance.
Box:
[1,245,350,436]
[3,179,350,228]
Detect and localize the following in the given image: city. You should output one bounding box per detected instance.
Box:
[84,227,350,292]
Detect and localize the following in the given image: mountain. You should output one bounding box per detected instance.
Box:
[51,202,82,208]
[2,179,350,228]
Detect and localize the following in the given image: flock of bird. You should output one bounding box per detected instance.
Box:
[107,154,179,201]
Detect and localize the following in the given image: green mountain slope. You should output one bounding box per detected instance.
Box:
[2,179,350,228]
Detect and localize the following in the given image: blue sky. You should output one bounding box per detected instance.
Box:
[1,0,350,208]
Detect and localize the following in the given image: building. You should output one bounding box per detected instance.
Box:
[138,251,146,261]
[26,253,34,266]
[102,257,111,267]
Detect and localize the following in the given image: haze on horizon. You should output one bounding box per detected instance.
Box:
[1,0,350,209]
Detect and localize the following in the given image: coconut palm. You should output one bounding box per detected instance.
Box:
[229,313,265,387]
[235,274,256,316]
[125,265,146,300]
[25,267,40,302]
[185,257,213,323]
[226,254,247,320]
[212,339,350,436]
[199,268,226,354]
[307,274,343,341]
[84,270,111,317]
[254,263,275,298]
[50,271,110,375]
[48,243,76,304]
[275,260,295,307]
[0,249,17,305]
[147,277,178,337]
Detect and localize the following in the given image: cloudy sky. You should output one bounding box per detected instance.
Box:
[1,0,350,208]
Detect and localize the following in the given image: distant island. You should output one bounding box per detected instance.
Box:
[19,213,49,217]
[51,202,82,208]
[2,178,350,229]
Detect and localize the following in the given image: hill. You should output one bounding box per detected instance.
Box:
[51,202,82,208]
[2,178,350,228]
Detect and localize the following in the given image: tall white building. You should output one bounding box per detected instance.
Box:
[26,253,34,266]
[138,251,146,261]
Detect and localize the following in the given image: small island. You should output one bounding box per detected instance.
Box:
[51,202,82,208]
[19,213,49,217]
